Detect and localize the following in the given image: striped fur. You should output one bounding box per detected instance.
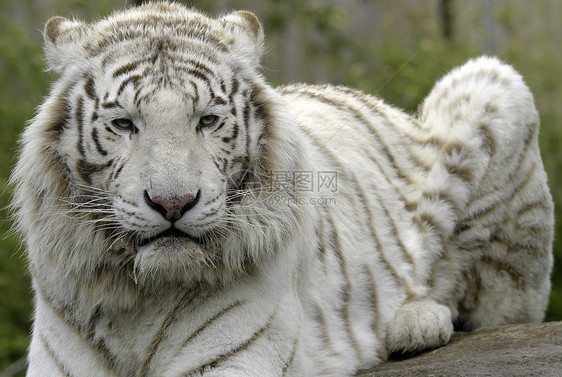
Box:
[11,2,553,376]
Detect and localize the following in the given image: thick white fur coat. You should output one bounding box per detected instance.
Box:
[11,2,553,376]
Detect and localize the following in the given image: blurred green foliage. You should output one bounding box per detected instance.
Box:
[0,4,45,375]
[1,0,560,374]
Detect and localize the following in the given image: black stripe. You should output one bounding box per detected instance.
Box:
[91,337,122,376]
[333,86,432,172]
[243,105,253,186]
[38,332,73,377]
[117,74,142,97]
[229,77,239,102]
[240,101,253,177]
[212,120,227,133]
[316,219,329,275]
[364,266,382,338]
[492,233,547,256]
[300,126,415,296]
[284,87,414,185]
[510,161,538,202]
[77,159,114,185]
[138,290,199,377]
[173,301,245,360]
[376,195,416,270]
[210,156,222,173]
[92,128,108,156]
[90,18,229,55]
[75,96,86,158]
[112,59,143,77]
[213,96,227,105]
[478,122,496,156]
[221,122,239,144]
[187,309,276,374]
[462,158,539,226]
[242,101,251,127]
[35,286,120,376]
[133,86,146,108]
[480,255,524,289]
[516,196,551,218]
[101,100,122,109]
[151,40,163,64]
[365,266,388,362]
[105,126,119,136]
[250,86,268,123]
[46,89,72,144]
[173,59,217,80]
[313,304,335,354]
[281,337,298,376]
[363,148,418,212]
[221,158,228,174]
[190,80,200,107]
[443,152,477,185]
[413,211,447,243]
[209,86,216,102]
[466,144,536,222]
[218,147,232,156]
[84,76,96,100]
[35,286,83,339]
[325,210,362,361]
[178,67,212,87]
[86,304,102,338]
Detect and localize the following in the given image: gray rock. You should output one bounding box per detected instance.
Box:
[358,321,562,377]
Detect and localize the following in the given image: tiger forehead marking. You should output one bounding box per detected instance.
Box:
[11,2,553,376]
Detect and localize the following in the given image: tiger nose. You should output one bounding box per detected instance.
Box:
[143,190,201,222]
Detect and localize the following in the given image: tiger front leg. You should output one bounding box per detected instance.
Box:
[384,298,454,355]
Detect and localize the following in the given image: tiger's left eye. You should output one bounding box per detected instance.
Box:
[111,118,137,133]
[198,115,219,128]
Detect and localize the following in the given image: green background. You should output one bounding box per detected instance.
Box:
[1,0,560,375]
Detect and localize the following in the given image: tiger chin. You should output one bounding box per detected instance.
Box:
[11,2,553,377]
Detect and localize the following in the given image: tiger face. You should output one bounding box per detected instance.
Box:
[42,5,285,284]
[75,64,243,273]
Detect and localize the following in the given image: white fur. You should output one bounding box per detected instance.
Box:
[11,3,553,376]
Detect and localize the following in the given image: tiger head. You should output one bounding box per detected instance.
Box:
[12,2,313,293]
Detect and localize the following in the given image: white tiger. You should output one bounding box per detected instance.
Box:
[11,2,553,376]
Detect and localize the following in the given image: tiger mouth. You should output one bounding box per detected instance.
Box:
[136,227,205,248]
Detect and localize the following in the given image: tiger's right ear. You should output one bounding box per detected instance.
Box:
[43,17,90,74]
[220,11,264,69]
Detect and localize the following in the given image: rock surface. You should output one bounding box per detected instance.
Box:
[358,321,562,377]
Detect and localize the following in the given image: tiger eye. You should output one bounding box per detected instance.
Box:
[198,115,219,128]
[111,118,136,133]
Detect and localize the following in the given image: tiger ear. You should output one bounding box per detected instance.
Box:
[221,11,264,68]
[43,17,90,74]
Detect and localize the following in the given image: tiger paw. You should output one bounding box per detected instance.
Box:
[385,298,453,355]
